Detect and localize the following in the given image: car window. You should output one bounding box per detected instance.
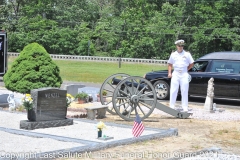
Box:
[191,61,208,72]
[210,60,240,73]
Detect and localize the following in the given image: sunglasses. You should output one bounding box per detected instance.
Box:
[177,45,184,47]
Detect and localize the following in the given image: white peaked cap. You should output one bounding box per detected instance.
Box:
[174,39,185,45]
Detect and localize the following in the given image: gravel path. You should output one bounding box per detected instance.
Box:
[0,131,83,153]
[0,111,160,143]
[152,107,240,121]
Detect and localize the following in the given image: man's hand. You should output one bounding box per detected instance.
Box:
[168,64,173,78]
[188,63,194,71]
[168,73,172,78]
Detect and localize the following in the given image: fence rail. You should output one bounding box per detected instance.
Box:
[8,52,168,65]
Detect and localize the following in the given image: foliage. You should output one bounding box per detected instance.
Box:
[2,0,240,59]
[22,94,33,110]
[66,93,75,107]
[3,43,62,94]
[75,92,88,99]
[102,90,107,96]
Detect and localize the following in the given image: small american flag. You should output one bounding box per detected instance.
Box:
[132,114,144,137]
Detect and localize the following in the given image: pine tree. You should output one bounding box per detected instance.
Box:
[3,43,62,94]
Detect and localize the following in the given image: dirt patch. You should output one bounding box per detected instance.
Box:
[88,118,239,160]
[70,103,240,159]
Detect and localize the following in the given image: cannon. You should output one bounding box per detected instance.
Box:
[98,73,192,121]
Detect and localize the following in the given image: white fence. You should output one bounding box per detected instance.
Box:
[8,52,168,65]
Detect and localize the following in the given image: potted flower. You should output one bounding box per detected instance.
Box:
[102,90,107,102]
[22,94,33,110]
[22,94,35,121]
[102,90,107,96]
[97,90,107,102]
[97,121,106,138]
[75,92,88,104]
[66,93,75,107]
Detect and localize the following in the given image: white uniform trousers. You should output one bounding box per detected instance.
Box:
[169,71,189,111]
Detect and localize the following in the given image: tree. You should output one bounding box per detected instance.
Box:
[2,0,240,59]
[3,43,62,94]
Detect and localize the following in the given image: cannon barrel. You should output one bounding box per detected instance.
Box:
[112,78,146,91]
[112,77,122,85]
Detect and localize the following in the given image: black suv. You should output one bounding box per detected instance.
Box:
[144,51,240,100]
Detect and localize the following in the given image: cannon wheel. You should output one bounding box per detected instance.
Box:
[99,73,130,114]
[112,76,157,121]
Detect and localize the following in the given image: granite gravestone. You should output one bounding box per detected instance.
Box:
[78,87,100,102]
[20,88,73,130]
[63,84,85,97]
[32,88,67,121]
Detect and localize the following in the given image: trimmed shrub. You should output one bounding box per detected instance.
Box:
[3,43,62,94]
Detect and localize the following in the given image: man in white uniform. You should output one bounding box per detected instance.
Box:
[167,40,194,112]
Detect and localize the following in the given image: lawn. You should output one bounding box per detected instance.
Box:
[7,56,167,83]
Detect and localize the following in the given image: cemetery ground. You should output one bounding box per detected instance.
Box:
[67,101,240,159]
[1,79,240,159]
[1,93,240,159]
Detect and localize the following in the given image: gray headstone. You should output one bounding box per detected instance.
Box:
[0,94,10,104]
[63,84,85,97]
[78,87,100,102]
[31,87,67,121]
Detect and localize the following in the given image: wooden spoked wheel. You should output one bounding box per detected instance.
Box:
[112,76,157,121]
[99,73,130,114]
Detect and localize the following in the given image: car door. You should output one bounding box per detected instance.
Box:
[205,60,240,99]
[189,72,207,96]
[188,61,209,96]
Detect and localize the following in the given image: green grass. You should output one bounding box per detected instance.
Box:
[8,57,167,83]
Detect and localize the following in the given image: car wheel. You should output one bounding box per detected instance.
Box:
[153,80,170,100]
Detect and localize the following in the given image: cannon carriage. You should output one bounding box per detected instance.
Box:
[98,73,192,121]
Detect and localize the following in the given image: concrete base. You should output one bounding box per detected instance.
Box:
[0,103,9,108]
[20,118,73,130]
[97,136,114,141]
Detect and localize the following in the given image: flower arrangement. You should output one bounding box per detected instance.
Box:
[97,90,107,96]
[97,121,106,131]
[97,121,106,138]
[22,94,33,110]
[66,93,75,107]
[102,90,107,96]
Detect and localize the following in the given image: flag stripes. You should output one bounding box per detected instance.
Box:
[132,114,144,137]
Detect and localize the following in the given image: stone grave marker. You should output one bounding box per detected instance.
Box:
[20,87,73,130]
[0,94,10,107]
[78,87,100,102]
[204,77,214,112]
[63,84,85,97]
[31,87,67,121]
